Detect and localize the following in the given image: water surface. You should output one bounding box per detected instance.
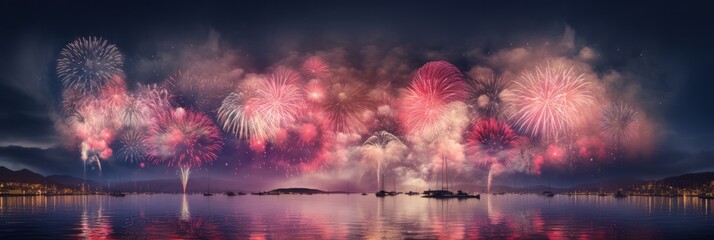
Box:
[1,194,714,239]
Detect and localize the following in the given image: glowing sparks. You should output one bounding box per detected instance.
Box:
[302,56,330,78]
[362,131,406,190]
[467,74,509,118]
[118,129,148,163]
[218,69,304,142]
[399,61,466,139]
[57,37,124,93]
[601,102,639,145]
[506,63,596,142]
[147,108,223,167]
[320,78,373,135]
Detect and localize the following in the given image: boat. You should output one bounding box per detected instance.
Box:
[541,191,555,197]
[109,192,126,197]
[421,153,479,199]
[251,192,264,196]
[237,192,247,196]
[226,191,237,196]
[375,172,392,197]
[203,176,213,196]
[614,189,628,198]
[405,191,420,196]
[455,190,480,199]
[361,192,368,196]
[698,193,714,199]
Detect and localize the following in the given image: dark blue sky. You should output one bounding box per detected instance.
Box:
[0,0,712,188]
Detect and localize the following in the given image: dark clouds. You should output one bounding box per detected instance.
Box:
[0,1,713,187]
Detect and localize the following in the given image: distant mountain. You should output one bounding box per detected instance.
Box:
[0,166,52,184]
[0,167,98,189]
[568,177,646,192]
[47,175,98,188]
[656,172,714,188]
[269,188,325,194]
[107,177,251,193]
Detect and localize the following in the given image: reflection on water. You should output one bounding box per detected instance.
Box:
[1,194,714,239]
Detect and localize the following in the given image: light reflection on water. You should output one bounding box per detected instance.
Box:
[1,194,714,239]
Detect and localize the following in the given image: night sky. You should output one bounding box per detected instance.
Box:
[0,1,712,191]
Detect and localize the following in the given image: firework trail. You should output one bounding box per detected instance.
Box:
[320,78,374,135]
[302,56,330,79]
[218,69,304,143]
[120,95,153,128]
[399,61,466,139]
[147,108,223,193]
[135,83,174,115]
[117,129,148,163]
[57,37,124,93]
[65,78,131,175]
[601,102,639,146]
[362,131,405,191]
[467,74,509,119]
[467,118,519,193]
[506,63,595,143]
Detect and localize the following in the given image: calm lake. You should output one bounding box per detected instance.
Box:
[1,194,714,239]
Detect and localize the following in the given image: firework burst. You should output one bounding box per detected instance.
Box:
[601,102,639,145]
[467,118,519,166]
[362,131,406,190]
[218,69,304,142]
[506,63,595,142]
[399,61,466,138]
[467,118,519,193]
[118,129,148,163]
[467,74,509,118]
[266,118,331,176]
[302,56,330,78]
[147,108,223,193]
[57,37,124,93]
[320,78,374,135]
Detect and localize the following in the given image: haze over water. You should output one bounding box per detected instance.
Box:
[2,194,713,239]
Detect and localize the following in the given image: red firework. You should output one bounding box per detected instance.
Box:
[266,119,331,175]
[147,108,223,168]
[302,56,329,78]
[467,118,519,167]
[399,61,466,137]
[319,77,374,135]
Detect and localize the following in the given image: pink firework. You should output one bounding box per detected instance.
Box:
[135,83,174,116]
[467,118,519,167]
[218,69,304,142]
[506,64,595,142]
[399,61,466,137]
[147,108,223,168]
[467,118,519,193]
[302,56,329,78]
[266,118,331,176]
[320,78,374,135]
[66,95,118,174]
